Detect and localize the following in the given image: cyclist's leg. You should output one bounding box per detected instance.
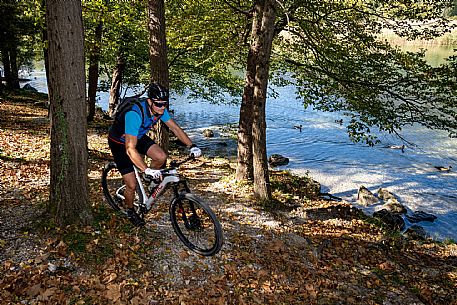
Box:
[108,137,137,208]
[122,172,137,209]
[147,144,167,169]
[137,135,167,169]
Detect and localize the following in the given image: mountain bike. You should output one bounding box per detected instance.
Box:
[101,156,223,256]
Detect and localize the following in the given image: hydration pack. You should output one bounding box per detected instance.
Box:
[111,96,146,126]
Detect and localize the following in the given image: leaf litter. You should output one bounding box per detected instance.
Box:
[0,92,456,304]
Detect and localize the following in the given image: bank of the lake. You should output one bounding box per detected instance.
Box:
[17,42,457,241]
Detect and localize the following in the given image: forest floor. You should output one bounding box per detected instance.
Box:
[0,90,456,305]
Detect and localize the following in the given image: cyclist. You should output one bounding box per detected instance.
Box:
[108,83,201,226]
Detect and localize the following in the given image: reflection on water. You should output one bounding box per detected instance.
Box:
[399,44,456,67]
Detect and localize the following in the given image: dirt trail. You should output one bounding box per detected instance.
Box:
[0,94,456,304]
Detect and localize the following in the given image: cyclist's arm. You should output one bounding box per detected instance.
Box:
[165,118,193,147]
[125,134,148,172]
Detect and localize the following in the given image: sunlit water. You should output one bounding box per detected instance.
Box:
[25,67,457,241]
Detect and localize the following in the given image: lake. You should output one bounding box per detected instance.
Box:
[24,45,457,241]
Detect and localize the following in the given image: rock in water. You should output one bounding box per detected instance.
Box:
[405,211,437,223]
[357,186,379,206]
[203,129,214,138]
[383,198,407,214]
[377,188,396,201]
[404,225,428,240]
[23,83,38,92]
[268,154,289,167]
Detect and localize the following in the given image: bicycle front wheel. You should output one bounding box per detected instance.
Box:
[170,193,223,256]
[101,162,143,216]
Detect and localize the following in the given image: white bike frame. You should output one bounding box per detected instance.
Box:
[133,166,180,211]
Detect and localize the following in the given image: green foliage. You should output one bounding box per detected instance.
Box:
[82,0,150,91]
[166,0,250,103]
[0,0,43,68]
[271,0,457,143]
[445,0,457,16]
[10,0,454,144]
[163,0,456,142]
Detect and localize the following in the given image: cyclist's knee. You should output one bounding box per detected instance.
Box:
[157,153,167,166]
[151,151,167,167]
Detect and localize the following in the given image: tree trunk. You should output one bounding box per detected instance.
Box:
[9,47,20,89]
[87,22,103,122]
[147,0,170,152]
[42,18,51,117]
[46,0,92,226]
[43,28,50,93]
[108,54,125,117]
[1,49,12,86]
[1,49,20,89]
[236,4,263,182]
[251,0,277,200]
[0,0,19,90]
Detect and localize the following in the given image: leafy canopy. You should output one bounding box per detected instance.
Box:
[271,0,457,143]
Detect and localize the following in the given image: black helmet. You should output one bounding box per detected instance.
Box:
[147,83,169,101]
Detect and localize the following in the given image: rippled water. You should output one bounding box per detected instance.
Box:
[26,73,457,241]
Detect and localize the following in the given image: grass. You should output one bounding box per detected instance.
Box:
[63,231,92,253]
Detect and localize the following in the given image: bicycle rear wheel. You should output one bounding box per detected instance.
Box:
[101,162,143,216]
[170,193,223,256]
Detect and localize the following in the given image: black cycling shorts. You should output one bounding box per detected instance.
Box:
[108,135,156,175]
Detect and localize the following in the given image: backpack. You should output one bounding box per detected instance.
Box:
[111,96,146,127]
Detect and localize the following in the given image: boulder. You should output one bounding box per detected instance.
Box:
[203,129,214,138]
[377,188,396,201]
[23,83,38,92]
[357,186,379,206]
[268,154,289,167]
[404,225,428,240]
[405,211,437,223]
[373,209,405,231]
[382,198,407,214]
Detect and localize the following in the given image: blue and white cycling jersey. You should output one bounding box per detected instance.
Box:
[109,98,171,144]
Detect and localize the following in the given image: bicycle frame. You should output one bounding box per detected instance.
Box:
[102,157,223,256]
[133,166,182,211]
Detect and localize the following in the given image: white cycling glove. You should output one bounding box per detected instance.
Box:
[144,168,161,180]
[189,145,202,158]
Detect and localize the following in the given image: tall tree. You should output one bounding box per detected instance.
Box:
[46,0,93,225]
[236,7,257,182]
[237,0,277,199]
[250,0,277,200]
[107,53,125,116]
[147,0,170,151]
[169,0,456,201]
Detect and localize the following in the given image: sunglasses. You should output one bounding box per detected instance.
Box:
[152,101,168,108]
